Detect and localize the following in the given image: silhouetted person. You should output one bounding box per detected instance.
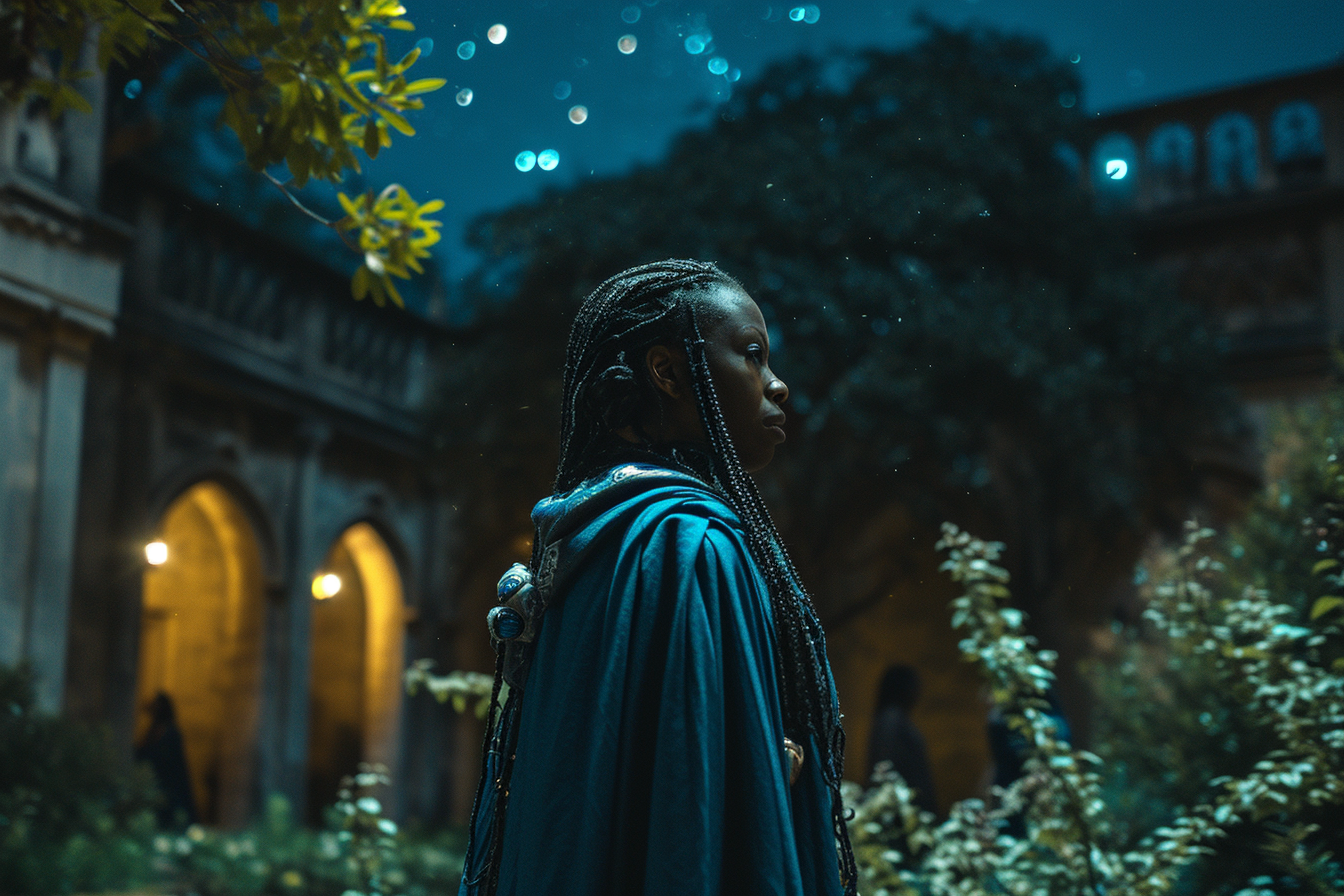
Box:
[135,692,199,828]
[867,664,937,815]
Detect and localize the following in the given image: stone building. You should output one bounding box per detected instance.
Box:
[1086,59,1344,404]
[2,65,463,826]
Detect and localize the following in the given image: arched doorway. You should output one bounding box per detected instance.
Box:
[306,522,406,821]
[136,481,265,827]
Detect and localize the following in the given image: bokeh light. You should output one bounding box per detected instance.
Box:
[708,57,728,75]
[803,5,821,23]
[618,34,638,54]
[537,149,560,171]
[457,41,476,60]
[515,150,537,171]
[1059,92,1077,108]
[684,34,707,54]
[789,7,805,21]
[312,573,341,600]
[1106,159,1129,179]
[621,5,641,23]
[488,24,507,44]
[145,540,167,565]
[554,81,572,100]
[415,37,434,57]
[727,67,742,82]
[456,88,473,106]
[569,105,588,124]
[123,79,142,99]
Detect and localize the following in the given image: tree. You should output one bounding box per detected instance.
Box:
[1,0,445,306]
[444,21,1243,664]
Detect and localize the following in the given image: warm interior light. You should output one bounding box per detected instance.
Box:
[145,541,169,566]
[312,573,342,600]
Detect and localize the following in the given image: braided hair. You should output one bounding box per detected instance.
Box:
[467,259,856,894]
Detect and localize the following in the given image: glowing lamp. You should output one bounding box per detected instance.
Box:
[312,573,342,599]
[145,541,168,566]
[1105,159,1128,180]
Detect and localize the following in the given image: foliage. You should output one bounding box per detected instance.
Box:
[160,766,463,896]
[404,660,496,718]
[0,663,161,895]
[1085,392,1344,893]
[446,20,1239,627]
[2,0,444,305]
[842,520,1344,895]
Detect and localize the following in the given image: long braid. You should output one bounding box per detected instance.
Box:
[471,259,856,894]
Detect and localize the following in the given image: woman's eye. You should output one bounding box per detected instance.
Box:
[747,344,765,363]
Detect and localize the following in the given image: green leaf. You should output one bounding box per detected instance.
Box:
[1310,595,1343,620]
[403,77,447,95]
[1311,559,1339,575]
[363,119,380,157]
[377,106,415,136]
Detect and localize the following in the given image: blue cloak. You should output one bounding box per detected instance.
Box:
[460,463,845,896]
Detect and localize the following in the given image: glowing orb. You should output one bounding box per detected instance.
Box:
[727,67,742,82]
[569,105,588,124]
[554,81,572,100]
[622,5,641,23]
[789,7,805,21]
[707,57,728,75]
[415,37,434,57]
[684,34,707,54]
[457,41,476,60]
[145,541,168,565]
[312,573,341,600]
[456,88,473,106]
[1105,159,1128,180]
[537,149,559,171]
[515,151,537,172]
[803,5,821,23]
[123,79,142,99]
[618,34,638,54]
[488,24,507,44]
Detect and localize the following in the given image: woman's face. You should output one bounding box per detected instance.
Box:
[696,283,790,472]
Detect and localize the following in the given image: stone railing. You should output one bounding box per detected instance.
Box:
[122,186,439,429]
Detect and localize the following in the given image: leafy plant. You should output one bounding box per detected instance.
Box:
[0,663,160,895]
[844,521,1344,895]
[3,0,444,305]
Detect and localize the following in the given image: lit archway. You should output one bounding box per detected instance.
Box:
[137,480,265,827]
[306,522,406,821]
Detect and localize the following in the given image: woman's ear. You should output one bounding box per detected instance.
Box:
[645,345,690,400]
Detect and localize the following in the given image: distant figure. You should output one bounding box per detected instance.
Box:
[867,664,937,815]
[135,692,199,827]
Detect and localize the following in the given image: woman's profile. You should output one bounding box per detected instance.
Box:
[460,259,855,896]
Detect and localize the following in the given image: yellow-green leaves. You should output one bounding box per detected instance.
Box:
[7,0,448,305]
[338,185,443,307]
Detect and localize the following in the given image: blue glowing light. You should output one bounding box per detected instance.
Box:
[622,5,641,23]
[457,41,476,60]
[708,57,729,75]
[537,149,559,171]
[727,67,741,82]
[1106,159,1128,180]
[554,81,572,100]
[684,34,707,54]
[515,151,537,172]
[123,79,142,99]
[456,88,473,106]
[803,5,821,23]
[789,7,805,21]
[415,37,434,57]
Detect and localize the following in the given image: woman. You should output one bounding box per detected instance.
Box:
[460,259,855,896]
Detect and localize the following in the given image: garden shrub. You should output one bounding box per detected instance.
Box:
[0,664,160,895]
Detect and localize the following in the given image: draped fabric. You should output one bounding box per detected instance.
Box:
[460,463,844,896]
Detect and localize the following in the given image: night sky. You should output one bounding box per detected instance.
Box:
[361,0,1343,284]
